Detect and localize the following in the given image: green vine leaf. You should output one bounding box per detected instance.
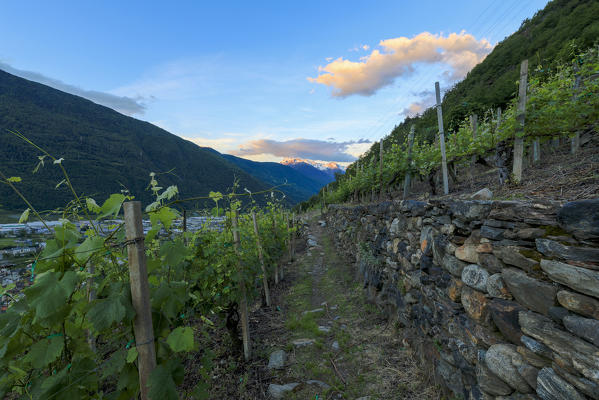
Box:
[166,326,194,352]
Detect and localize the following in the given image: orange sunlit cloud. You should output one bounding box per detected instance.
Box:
[308,31,492,97]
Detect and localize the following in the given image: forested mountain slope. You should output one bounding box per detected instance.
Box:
[0,69,271,210]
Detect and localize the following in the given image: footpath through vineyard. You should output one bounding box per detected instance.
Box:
[201,211,440,399]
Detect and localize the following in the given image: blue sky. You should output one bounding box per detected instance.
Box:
[1,0,549,164]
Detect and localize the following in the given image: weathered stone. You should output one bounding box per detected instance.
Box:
[481,225,505,240]
[448,200,493,221]
[552,362,599,400]
[477,243,494,253]
[536,238,599,263]
[462,264,490,292]
[456,244,480,263]
[517,346,551,369]
[547,307,569,324]
[331,341,339,351]
[292,338,315,347]
[489,201,560,226]
[436,358,465,398]
[517,364,539,389]
[268,383,301,399]
[420,225,434,255]
[536,367,585,400]
[540,259,599,299]
[495,394,538,400]
[485,344,533,393]
[268,350,287,370]
[494,247,539,272]
[477,351,513,395]
[401,200,428,216]
[515,228,546,240]
[306,380,331,390]
[563,315,599,347]
[471,188,493,200]
[520,335,553,359]
[557,290,599,319]
[489,299,526,345]
[487,274,513,299]
[442,253,468,277]
[557,198,599,240]
[302,308,325,315]
[462,286,491,323]
[518,311,599,383]
[448,277,464,302]
[479,253,506,274]
[390,218,401,234]
[502,268,557,315]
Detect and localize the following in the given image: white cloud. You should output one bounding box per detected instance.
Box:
[308,31,492,97]
[231,138,371,162]
[0,61,146,115]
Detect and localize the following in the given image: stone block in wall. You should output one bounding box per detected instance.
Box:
[481,225,506,240]
[562,315,599,347]
[462,286,491,325]
[442,253,467,277]
[456,244,480,264]
[536,238,599,264]
[487,274,512,299]
[448,277,464,302]
[540,259,599,299]
[485,344,533,393]
[552,362,599,400]
[516,346,551,369]
[536,367,586,400]
[489,201,560,226]
[446,200,493,222]
[436,358,466,399]
[493,246,540,273]
[557,198,599,240]
[479,253,506,274]
[400,199,429,216]
[520,335,553,360]
[477,350,514,396]
[489,299,526,345]
[557,290,599,319]
[518,311,599,383]
[502,268,557,315]
[462,264,490,292]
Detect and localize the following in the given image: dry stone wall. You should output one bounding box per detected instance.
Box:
[324,198,599,400]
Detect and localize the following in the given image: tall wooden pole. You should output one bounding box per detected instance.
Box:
[379,139,384,200]
[231,211,251,361]
[513,60,528,184]
[271,214,279,285]
[123,202,156,400]
[571,64,582,154]
[403,125,415,199]
[435,82,449,194]
[251,212,271,307]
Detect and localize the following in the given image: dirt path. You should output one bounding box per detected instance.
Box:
[253,212,440,400]
[189,211,440,399]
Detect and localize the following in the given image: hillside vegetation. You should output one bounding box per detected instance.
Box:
[302,0,599,208]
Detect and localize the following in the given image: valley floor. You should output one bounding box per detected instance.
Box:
[183,211,440,399]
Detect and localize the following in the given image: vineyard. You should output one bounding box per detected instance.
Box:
[0,163,295,399]
[308,47,599,207]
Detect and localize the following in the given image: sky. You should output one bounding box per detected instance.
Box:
[0,0,550,165]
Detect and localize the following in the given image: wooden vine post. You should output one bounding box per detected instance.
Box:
[470,114,478,187]
[231,210,251,361]
[286,213,292,262]
[123,201,156,400]
[513,59,528,184]
[572,63,582,154]
[435,81,449,195]
[403,125,415,199]
[251,212,271,307]
[379,139,384,200]
[271,213,279,284]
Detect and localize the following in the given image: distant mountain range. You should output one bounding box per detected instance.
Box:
[280,158,344,186]
[0,69,338,211]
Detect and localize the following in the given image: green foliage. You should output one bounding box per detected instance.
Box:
[311,46,599,206]
[0,172,292,398]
